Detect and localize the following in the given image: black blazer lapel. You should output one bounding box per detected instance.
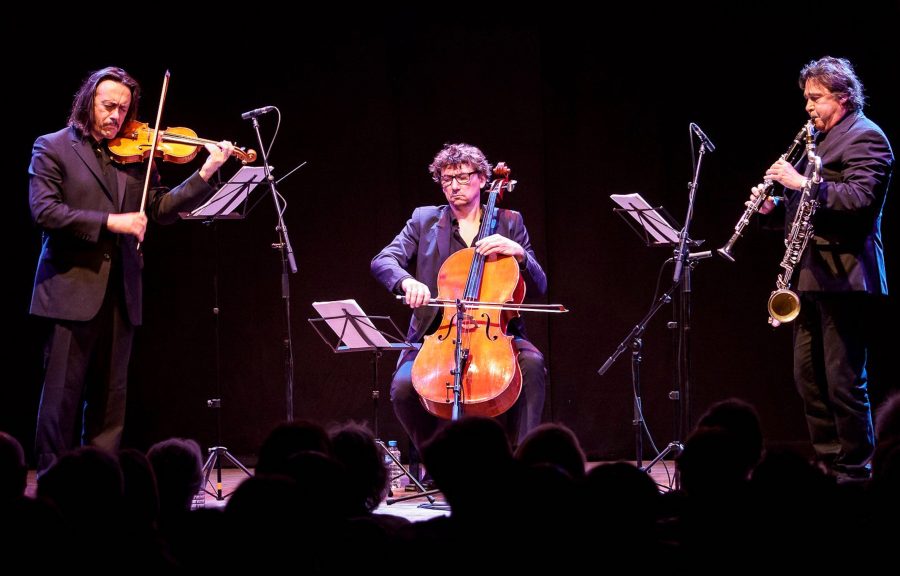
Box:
[71,137,115,203]
[818,111,857,159]
[115,168,128,211]
[435,206,453,265]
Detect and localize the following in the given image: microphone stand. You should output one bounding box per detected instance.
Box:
[451,299,469,421]
[598,248,712,482]
[598,288,675,468]
[600,127,712,487]
[667,140,711,465]
[672,141,707,286]
[246,114,298,421]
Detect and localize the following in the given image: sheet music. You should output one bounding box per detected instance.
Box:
[311,299,393,349]
[610,193,681,244]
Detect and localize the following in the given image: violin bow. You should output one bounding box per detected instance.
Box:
[394,295,568,313]
[136,70,170,250]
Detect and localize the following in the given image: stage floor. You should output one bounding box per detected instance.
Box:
[25,460,680,522]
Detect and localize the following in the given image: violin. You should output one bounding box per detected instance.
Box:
[411,163,524,419]
[108,120,257,165]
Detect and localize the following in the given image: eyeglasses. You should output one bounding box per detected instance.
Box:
[440,170,478,186]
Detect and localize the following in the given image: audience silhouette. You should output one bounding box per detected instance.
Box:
[2,393,896,571]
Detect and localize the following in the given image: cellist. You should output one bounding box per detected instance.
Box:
[371,143,547,455]
[28,66,234,476]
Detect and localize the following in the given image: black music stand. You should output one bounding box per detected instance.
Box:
[308,299,436,504]
[610,193,681,247]
[181,168,266,500]
[603,193,709,489]
[182,165,268,221]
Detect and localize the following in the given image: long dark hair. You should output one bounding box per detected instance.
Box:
[799,56,865,112]
[67,66,140,138]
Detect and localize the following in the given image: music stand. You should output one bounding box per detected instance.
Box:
[182,165,267,221]
[180,168,265,500]
[610,193,681,247]
[308,299,436,504]
[602,193,709,489]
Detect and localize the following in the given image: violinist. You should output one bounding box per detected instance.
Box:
[372,143,547,454]
[28,66,234,475]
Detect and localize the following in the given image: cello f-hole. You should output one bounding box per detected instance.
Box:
[481,312,498,340]
[436,320,454,341]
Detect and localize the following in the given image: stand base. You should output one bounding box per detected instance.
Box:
[385,487,450,510]
[376,439,436,505]
[417,497,451,511]
[640,441,683,490]
[202,445,253,501]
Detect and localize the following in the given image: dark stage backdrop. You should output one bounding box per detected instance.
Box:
[5,7,897,463]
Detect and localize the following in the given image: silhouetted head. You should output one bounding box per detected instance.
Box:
[329,421,387,512]
[514,422,586,479]
[146,437,203,514]
[257,420,332,476]
[422,416,513,512]
[696,397,764,476]
[0,431,27,502]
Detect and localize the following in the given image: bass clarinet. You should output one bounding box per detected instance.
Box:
[717,122,811,261]
[767,122,821,325]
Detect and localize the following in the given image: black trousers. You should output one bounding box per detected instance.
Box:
[390,337,546,453]
[34,277,134,475]
[793,292,874,477]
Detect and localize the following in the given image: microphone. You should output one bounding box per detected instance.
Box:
[241,106,275,120]
[690,122,716,152]
[688,250,713,260]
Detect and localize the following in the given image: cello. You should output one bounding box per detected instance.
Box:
[411,163,525,419]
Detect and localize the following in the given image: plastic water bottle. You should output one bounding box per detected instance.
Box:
[191,490,206,510]
[386,440,403,491]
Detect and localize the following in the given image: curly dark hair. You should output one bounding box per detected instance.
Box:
[67,66,140,138]
[799,56,865,112]
[428,142,492,183]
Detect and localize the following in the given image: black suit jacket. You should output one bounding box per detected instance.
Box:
[29,126,214,326]
[371,205,547,344]
[786,112,893,294]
